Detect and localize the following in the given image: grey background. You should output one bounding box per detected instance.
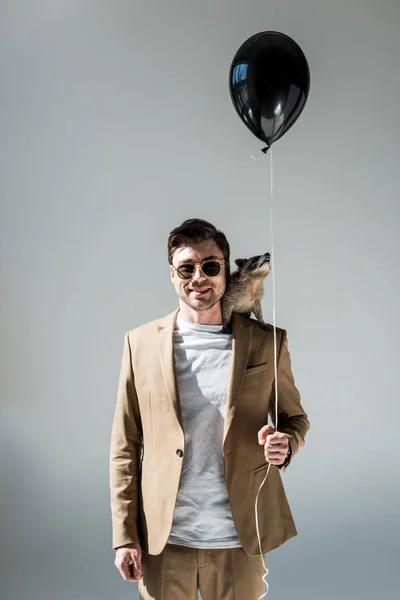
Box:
[1,1,399,599]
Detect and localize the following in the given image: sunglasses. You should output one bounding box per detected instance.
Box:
[172,259,225,280]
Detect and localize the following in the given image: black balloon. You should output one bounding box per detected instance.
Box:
[229,31,310,152]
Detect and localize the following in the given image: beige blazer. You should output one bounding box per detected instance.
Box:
[109,308,310,557]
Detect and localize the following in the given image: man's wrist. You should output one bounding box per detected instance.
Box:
[280,442,292,467]
[115,542,138,550]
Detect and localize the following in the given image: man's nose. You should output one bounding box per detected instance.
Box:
[191,266,206,282]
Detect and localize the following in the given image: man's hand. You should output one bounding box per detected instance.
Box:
[258,425,289,466]
[114,542,143,581]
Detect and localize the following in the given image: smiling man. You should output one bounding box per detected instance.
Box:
[170,244,227,323]
[110,218,310,600]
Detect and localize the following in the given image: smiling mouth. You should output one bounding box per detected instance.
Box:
[189,288,211,296]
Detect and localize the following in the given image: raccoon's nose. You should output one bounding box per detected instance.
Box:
[261,253,270,264]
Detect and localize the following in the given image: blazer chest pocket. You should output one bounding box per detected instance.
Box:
[244,362,268,376]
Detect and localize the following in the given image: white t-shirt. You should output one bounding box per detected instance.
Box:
[167,312,242,549]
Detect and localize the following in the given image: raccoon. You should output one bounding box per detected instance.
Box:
[221,252,272,334]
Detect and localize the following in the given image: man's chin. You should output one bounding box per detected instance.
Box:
[182,295,219,312]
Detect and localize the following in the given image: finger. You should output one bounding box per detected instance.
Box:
[118,561,136,581]
[132,560,143,580]
[268,457,285,465]
[265,445,286,457]
[130,553,143,580]
[116,553,140,582]
[264,446,287,456]
[265,450,287,463]
[258,425,275,444]
[265,450,286,460]
[266,433,288,444]
[135,569,144,580]
[258,425,274,435]
[265,439,287,449]
[265,444,288,459]
[265,443,286,453]
[265,441,287,452]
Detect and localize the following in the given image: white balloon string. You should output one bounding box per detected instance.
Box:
[254,146,278,599]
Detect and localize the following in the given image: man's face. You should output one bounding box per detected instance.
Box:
[170,240,227,313]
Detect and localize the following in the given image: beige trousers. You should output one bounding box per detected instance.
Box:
[138,543,266,600]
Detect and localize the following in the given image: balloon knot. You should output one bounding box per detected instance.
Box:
[261,146,269,154]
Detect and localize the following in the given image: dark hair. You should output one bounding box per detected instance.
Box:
[168,218,230,279]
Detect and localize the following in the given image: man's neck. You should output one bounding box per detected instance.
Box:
[177,304,223,326]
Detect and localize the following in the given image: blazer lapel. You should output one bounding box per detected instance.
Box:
[222,312,252,450]
[156,308,183,430]
[156,308,252,446]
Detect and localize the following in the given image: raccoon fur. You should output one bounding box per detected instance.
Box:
[221,252,272,334]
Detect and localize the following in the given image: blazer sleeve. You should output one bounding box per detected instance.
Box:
[269,329,310,472]
[109,332,143,549]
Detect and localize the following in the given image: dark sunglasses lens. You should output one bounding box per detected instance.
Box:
[202,261,221,276]
[177,265,195,279]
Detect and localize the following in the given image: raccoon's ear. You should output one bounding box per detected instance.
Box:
[234,258,246,269]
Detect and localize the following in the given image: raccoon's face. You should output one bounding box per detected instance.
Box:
[234,252,270,277]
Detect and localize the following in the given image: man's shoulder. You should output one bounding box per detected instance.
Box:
[236,312,285,336]
[125,309,176,339]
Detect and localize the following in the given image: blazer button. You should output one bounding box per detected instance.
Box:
[176,449,184,458]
